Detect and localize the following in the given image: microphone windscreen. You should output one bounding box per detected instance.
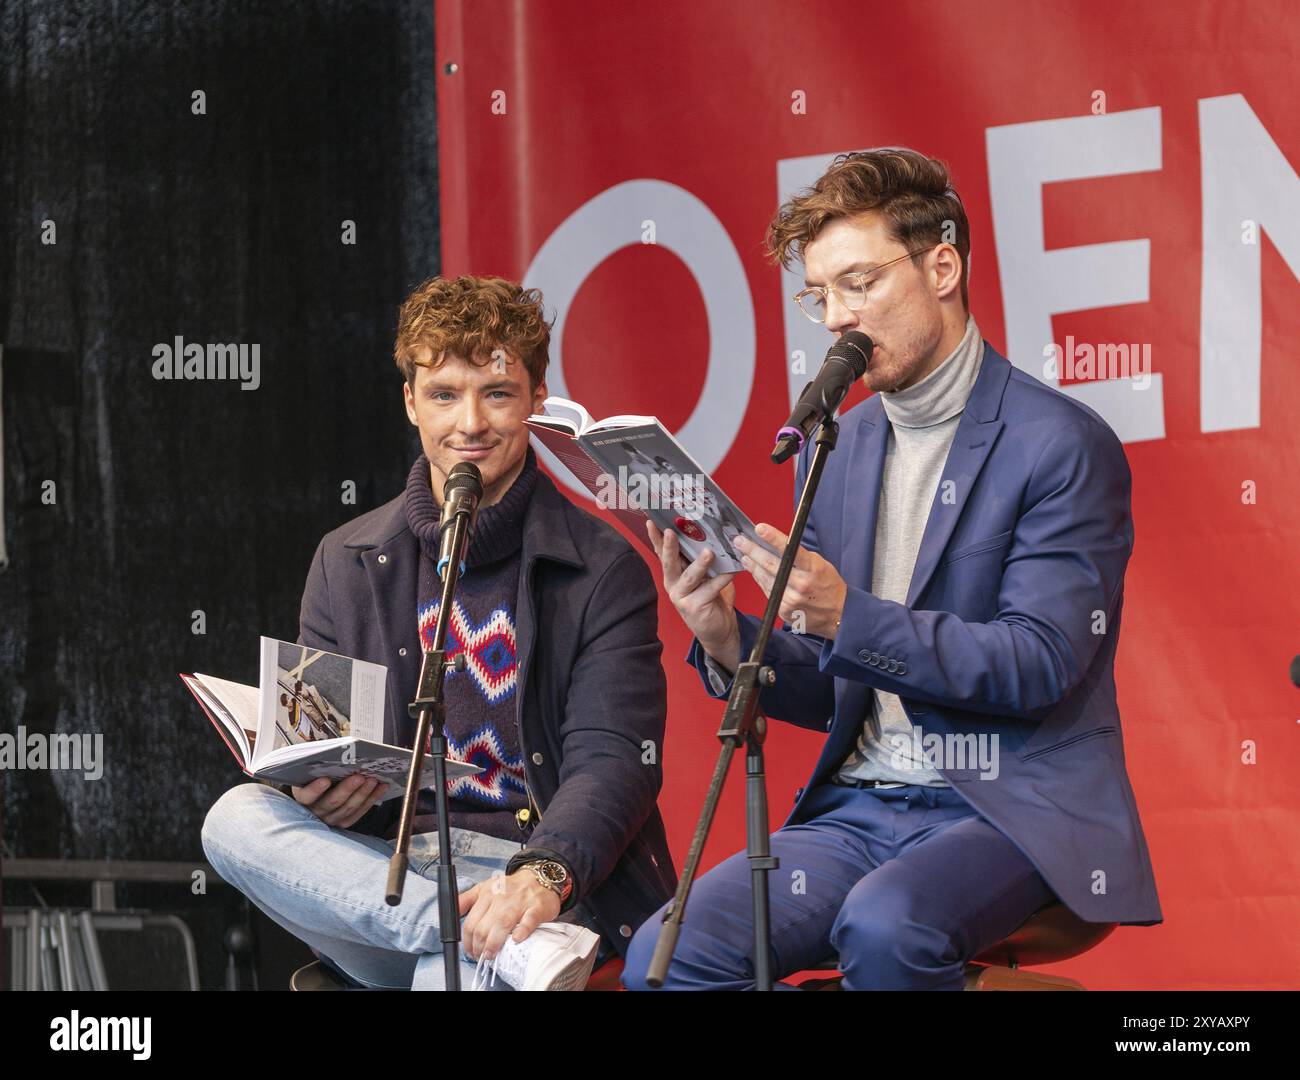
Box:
[827,331,874,377]
[443,461,483,501]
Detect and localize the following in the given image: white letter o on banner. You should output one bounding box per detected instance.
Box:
[523,179,755,501]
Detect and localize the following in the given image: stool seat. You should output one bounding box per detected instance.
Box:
[971,902,1115,967]
[799,900,1115,989]
[290,959,352,990]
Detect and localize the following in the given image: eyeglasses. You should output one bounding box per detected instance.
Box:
[793,246,936,323]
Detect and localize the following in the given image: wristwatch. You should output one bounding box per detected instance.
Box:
[524,859,573,904]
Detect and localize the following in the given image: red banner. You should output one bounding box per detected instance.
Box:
[435,0,1300,988]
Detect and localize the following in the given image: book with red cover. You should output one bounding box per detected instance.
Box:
[526,396,778,575]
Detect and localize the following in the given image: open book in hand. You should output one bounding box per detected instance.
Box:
[526,397,779,575]
[182,637,481,800]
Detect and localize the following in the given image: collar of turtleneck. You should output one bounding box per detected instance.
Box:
[877,314,983,430]
[404,444,539,568]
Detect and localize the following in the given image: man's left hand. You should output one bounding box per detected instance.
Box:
[458,867,562,961]
[734,524,847,639]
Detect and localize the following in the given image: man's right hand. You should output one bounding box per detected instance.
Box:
[646,520,742,674]
[291,773,388,829]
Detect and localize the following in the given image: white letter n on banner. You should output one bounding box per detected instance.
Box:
[1199,94,1300,434]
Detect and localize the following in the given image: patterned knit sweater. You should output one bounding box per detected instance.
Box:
[403,445,539,841]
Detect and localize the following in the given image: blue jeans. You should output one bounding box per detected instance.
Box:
[621,781,1057,990]
[201,782,594,990]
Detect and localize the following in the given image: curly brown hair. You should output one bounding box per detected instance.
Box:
[393,275,552,388]
[765,148,970,309]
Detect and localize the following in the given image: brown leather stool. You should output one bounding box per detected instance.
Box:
[290,959,352,990]
[798,901,1116,991]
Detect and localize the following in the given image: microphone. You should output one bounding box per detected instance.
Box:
[771,331,873,464]
[437,462,483,580]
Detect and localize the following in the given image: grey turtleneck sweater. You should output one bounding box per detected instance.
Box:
[836,314,984,787]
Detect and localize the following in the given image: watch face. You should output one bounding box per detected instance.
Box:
[537,861,567,885]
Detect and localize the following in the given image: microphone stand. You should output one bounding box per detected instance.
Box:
[647,418,840,989]
[385,504,473,989]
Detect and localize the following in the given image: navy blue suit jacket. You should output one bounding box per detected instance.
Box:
[689,340,1162,926]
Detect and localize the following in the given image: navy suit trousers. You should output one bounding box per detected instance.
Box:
[622,780,1057,990]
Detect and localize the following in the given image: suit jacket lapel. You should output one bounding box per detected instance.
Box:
[904,343,1010,608]
[832,406,889,740]
[840,403,890,596]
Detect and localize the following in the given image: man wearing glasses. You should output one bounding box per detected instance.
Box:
[623,147,1162,990]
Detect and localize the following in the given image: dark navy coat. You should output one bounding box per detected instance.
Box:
[298,465,676,953]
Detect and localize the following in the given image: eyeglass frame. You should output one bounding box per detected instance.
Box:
[793,244,939,324]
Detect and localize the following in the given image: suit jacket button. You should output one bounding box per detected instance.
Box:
[619,924,633,938]
[377,554,388,564]
[531,752,544,765]
[898,662,908,675]
[398,647,407,656]
[826,717,833,731]
[886,659,898,673]
[858,649,871,663]
[869,652,881,666]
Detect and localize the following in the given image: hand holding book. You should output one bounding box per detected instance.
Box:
[291,774,388,829]
[645,519,743,673]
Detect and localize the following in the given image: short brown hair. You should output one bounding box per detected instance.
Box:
[393,274,552,388]
[765,148,970,309]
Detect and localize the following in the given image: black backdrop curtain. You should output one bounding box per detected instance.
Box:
[1,0,441,988]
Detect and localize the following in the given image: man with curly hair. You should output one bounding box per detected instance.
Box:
[202,275,675,991]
